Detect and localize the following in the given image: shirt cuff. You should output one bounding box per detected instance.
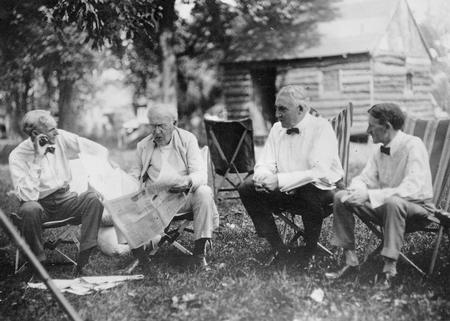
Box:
[368,189,385,209]
[277,170,312,190]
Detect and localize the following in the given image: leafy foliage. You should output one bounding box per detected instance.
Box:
[50,0,161,50]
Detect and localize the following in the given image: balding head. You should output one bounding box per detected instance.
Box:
[146,102,178,146]
[21,110,56,137]
[147,102,178,123]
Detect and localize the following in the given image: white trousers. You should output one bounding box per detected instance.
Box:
[177,185,219,240]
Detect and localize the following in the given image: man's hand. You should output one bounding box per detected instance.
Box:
[32,134,48,160]
[253,173,278,192]
[262,173,279,191]
[169,176,192,193]
[342,188,369,206]
[254,181,268,193]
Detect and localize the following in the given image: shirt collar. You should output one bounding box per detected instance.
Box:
[385,130,404,155]
[294,112,313,130]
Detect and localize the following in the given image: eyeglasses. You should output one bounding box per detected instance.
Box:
[148,123,173,131]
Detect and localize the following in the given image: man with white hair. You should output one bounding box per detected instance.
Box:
[238,85,344,263]
[9,110,106,278]
[127,103,219,271]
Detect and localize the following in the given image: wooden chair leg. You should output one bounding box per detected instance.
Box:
[429,225,444,275]
[399,252,426,276]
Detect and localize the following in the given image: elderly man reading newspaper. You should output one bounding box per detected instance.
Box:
[107,103,219,275]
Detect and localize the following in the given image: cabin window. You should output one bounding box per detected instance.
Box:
[322,70,340,93]
[405,72,413,94]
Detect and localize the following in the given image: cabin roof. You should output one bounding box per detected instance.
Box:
[225,0,415,63]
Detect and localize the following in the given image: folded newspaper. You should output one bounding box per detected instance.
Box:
[280,177,335,193]
[103,163,188,249]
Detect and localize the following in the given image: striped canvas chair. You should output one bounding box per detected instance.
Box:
[275,103,353,256]
[357,117,450,275]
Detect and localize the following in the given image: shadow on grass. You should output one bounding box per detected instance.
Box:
[1,160,450,320]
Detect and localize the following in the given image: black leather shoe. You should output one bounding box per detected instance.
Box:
[325,264,359,280]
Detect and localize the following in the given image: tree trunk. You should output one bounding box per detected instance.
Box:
[159,0,178,108]
[6,72,32,140]
[57,78,77,131]
[5,91,25,140]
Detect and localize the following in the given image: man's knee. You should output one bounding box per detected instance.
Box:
[334,190,348,206]
[237,178,254,197]
[192,185,214,202]
[384,196,405,211]
[19,201,43,224]
[383,196,407,217]
[82,191,103,209]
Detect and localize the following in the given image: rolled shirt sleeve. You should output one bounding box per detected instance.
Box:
[9,153,42,202]
[254,126,278,182]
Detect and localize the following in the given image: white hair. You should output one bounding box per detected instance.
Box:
[147,102,178,122]
[21,110,55,136]
[275,85,310,110]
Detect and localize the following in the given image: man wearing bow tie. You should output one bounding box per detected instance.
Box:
[9,110,106,278]
[327,103,433,288]
[238,85,344,262]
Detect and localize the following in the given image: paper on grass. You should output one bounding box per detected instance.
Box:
[27,275,144,296]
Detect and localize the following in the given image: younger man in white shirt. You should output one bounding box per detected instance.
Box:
[327,103,434,288]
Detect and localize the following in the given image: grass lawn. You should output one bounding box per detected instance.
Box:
[0,145,450,321]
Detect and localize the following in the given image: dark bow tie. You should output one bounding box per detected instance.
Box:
[46,146,56,154]
[380,145,390,155]
[286,127,300,135]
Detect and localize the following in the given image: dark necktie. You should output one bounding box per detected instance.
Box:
[286,127,300,135]
[380,145,390,155]
[46,146,55,154]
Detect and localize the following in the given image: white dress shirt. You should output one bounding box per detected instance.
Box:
[255,112,344,191]
[9,130,108,201]
[350,131,433,208]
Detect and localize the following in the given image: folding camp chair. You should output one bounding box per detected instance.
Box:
[274,103,353,255]
[9,208,80,274]
[204,117,256,201]
[149,146,213,257]
[354,117,450,275]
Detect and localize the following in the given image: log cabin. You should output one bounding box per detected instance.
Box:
[221,0,435,138]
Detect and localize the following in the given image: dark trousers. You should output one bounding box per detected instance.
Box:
[238,177,334,250]
[18,187,103,262]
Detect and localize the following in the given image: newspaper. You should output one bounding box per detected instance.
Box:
[104,189,187,249]
[103,162,188,249]
[28,275,144,295]
[280,177,335,193]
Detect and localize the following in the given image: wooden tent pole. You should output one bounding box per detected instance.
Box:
[0,209,83,321]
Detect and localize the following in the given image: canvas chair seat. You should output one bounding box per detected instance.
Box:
[354,117,450,275]
[204,117,255,201]
[274,103,353,255]
[9,209,80,274]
